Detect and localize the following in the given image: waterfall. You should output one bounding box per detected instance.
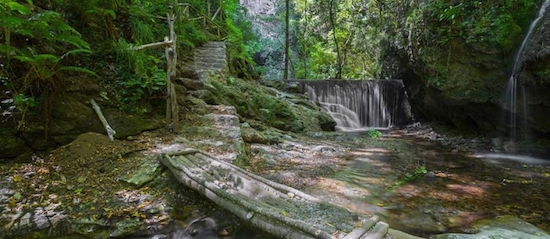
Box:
[504,0,550,140]
[303,80,412,131]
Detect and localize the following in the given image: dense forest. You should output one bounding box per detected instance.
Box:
[3,0,546,137]
[1,0,256,116]
[2,0,550,238]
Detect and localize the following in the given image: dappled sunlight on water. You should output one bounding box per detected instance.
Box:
[305,130,550,237]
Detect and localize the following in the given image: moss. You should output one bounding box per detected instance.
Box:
[233,142,251,167]
[0,133,31,158]
[202,76,303,132]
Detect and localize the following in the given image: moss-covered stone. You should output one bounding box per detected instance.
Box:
[0,133,31,158]
[241,126,283,145]
[201,75,335,133]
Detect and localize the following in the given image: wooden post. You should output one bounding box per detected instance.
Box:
[207,0,211,18]
[132,5,179,133]
[166,5,179,132]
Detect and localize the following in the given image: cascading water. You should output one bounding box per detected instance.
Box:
[303,80,411,131]
[504,0,550,141]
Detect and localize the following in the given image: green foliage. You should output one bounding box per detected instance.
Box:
[366,129,382,138]
[290,0,388,79]
[1,0,260,117]
[106,39,166,108]
[0,0,94,115]
[416,0,536,49]
[390,166,428,189]
[223,0,259,78]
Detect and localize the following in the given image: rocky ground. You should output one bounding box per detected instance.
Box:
[1,112,550,239]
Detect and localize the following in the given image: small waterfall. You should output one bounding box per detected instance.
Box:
[319,102,362,131]
[303,80,411,131]
[504,0,550,140]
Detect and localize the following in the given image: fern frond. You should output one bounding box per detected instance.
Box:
[0,44,21,55]
[6,1,31,14]
[14,28,35,37]
[60,49,92,59]
[13,55,36,63]
[103,9,116,19]
[57,35,90,49]
[13,54,60,64]
[33,54,60,64]
[58,66,98,77]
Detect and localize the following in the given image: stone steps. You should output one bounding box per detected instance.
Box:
[191,41,228,81]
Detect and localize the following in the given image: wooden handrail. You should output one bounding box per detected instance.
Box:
[175,1,228,38]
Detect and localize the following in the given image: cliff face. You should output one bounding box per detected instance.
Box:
[239,0,285,79]
[240,0,276,16]
[378,0,550,136]
[518,7,550,134]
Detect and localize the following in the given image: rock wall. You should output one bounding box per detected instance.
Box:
[517,5,550,134]
[0,78,162,161]
[239,0,286,79]
[378,1,550,137]
[240,0,276,16]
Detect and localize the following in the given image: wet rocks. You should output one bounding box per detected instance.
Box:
[431,215,550,239]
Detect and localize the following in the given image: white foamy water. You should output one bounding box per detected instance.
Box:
[474,153,550,165]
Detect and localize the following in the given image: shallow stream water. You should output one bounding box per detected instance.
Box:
[302,129,550,237]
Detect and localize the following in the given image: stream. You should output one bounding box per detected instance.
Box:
[289,126,550,237]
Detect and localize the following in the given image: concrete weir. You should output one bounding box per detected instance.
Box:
[300,80,412,131]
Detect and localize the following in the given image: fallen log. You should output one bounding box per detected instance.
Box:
[159,149,390,239]
[90,99,116,140]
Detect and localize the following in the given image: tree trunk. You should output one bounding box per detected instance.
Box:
[329,0,342,79]
[283,0,290,80]
[302,0,309,79]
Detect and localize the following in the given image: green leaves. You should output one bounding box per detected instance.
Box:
[416,0,529,49]
[1,0,95,99]
[5,1,31,14]
[390,166,428,189]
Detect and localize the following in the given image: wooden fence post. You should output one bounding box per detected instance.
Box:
[132,5,179,132]
[166,5,179,132]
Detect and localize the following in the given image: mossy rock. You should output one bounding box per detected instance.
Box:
[0,133,31,158]
[241,126,283,145]
[201,75,334,133]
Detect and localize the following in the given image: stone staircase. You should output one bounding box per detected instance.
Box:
[193,41,228,81]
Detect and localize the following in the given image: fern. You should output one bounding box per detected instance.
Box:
[5,1,31,14]
[33,54,60,63]
[130,18,155,44]
[60,49,93,59]
[58,66,97,77]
